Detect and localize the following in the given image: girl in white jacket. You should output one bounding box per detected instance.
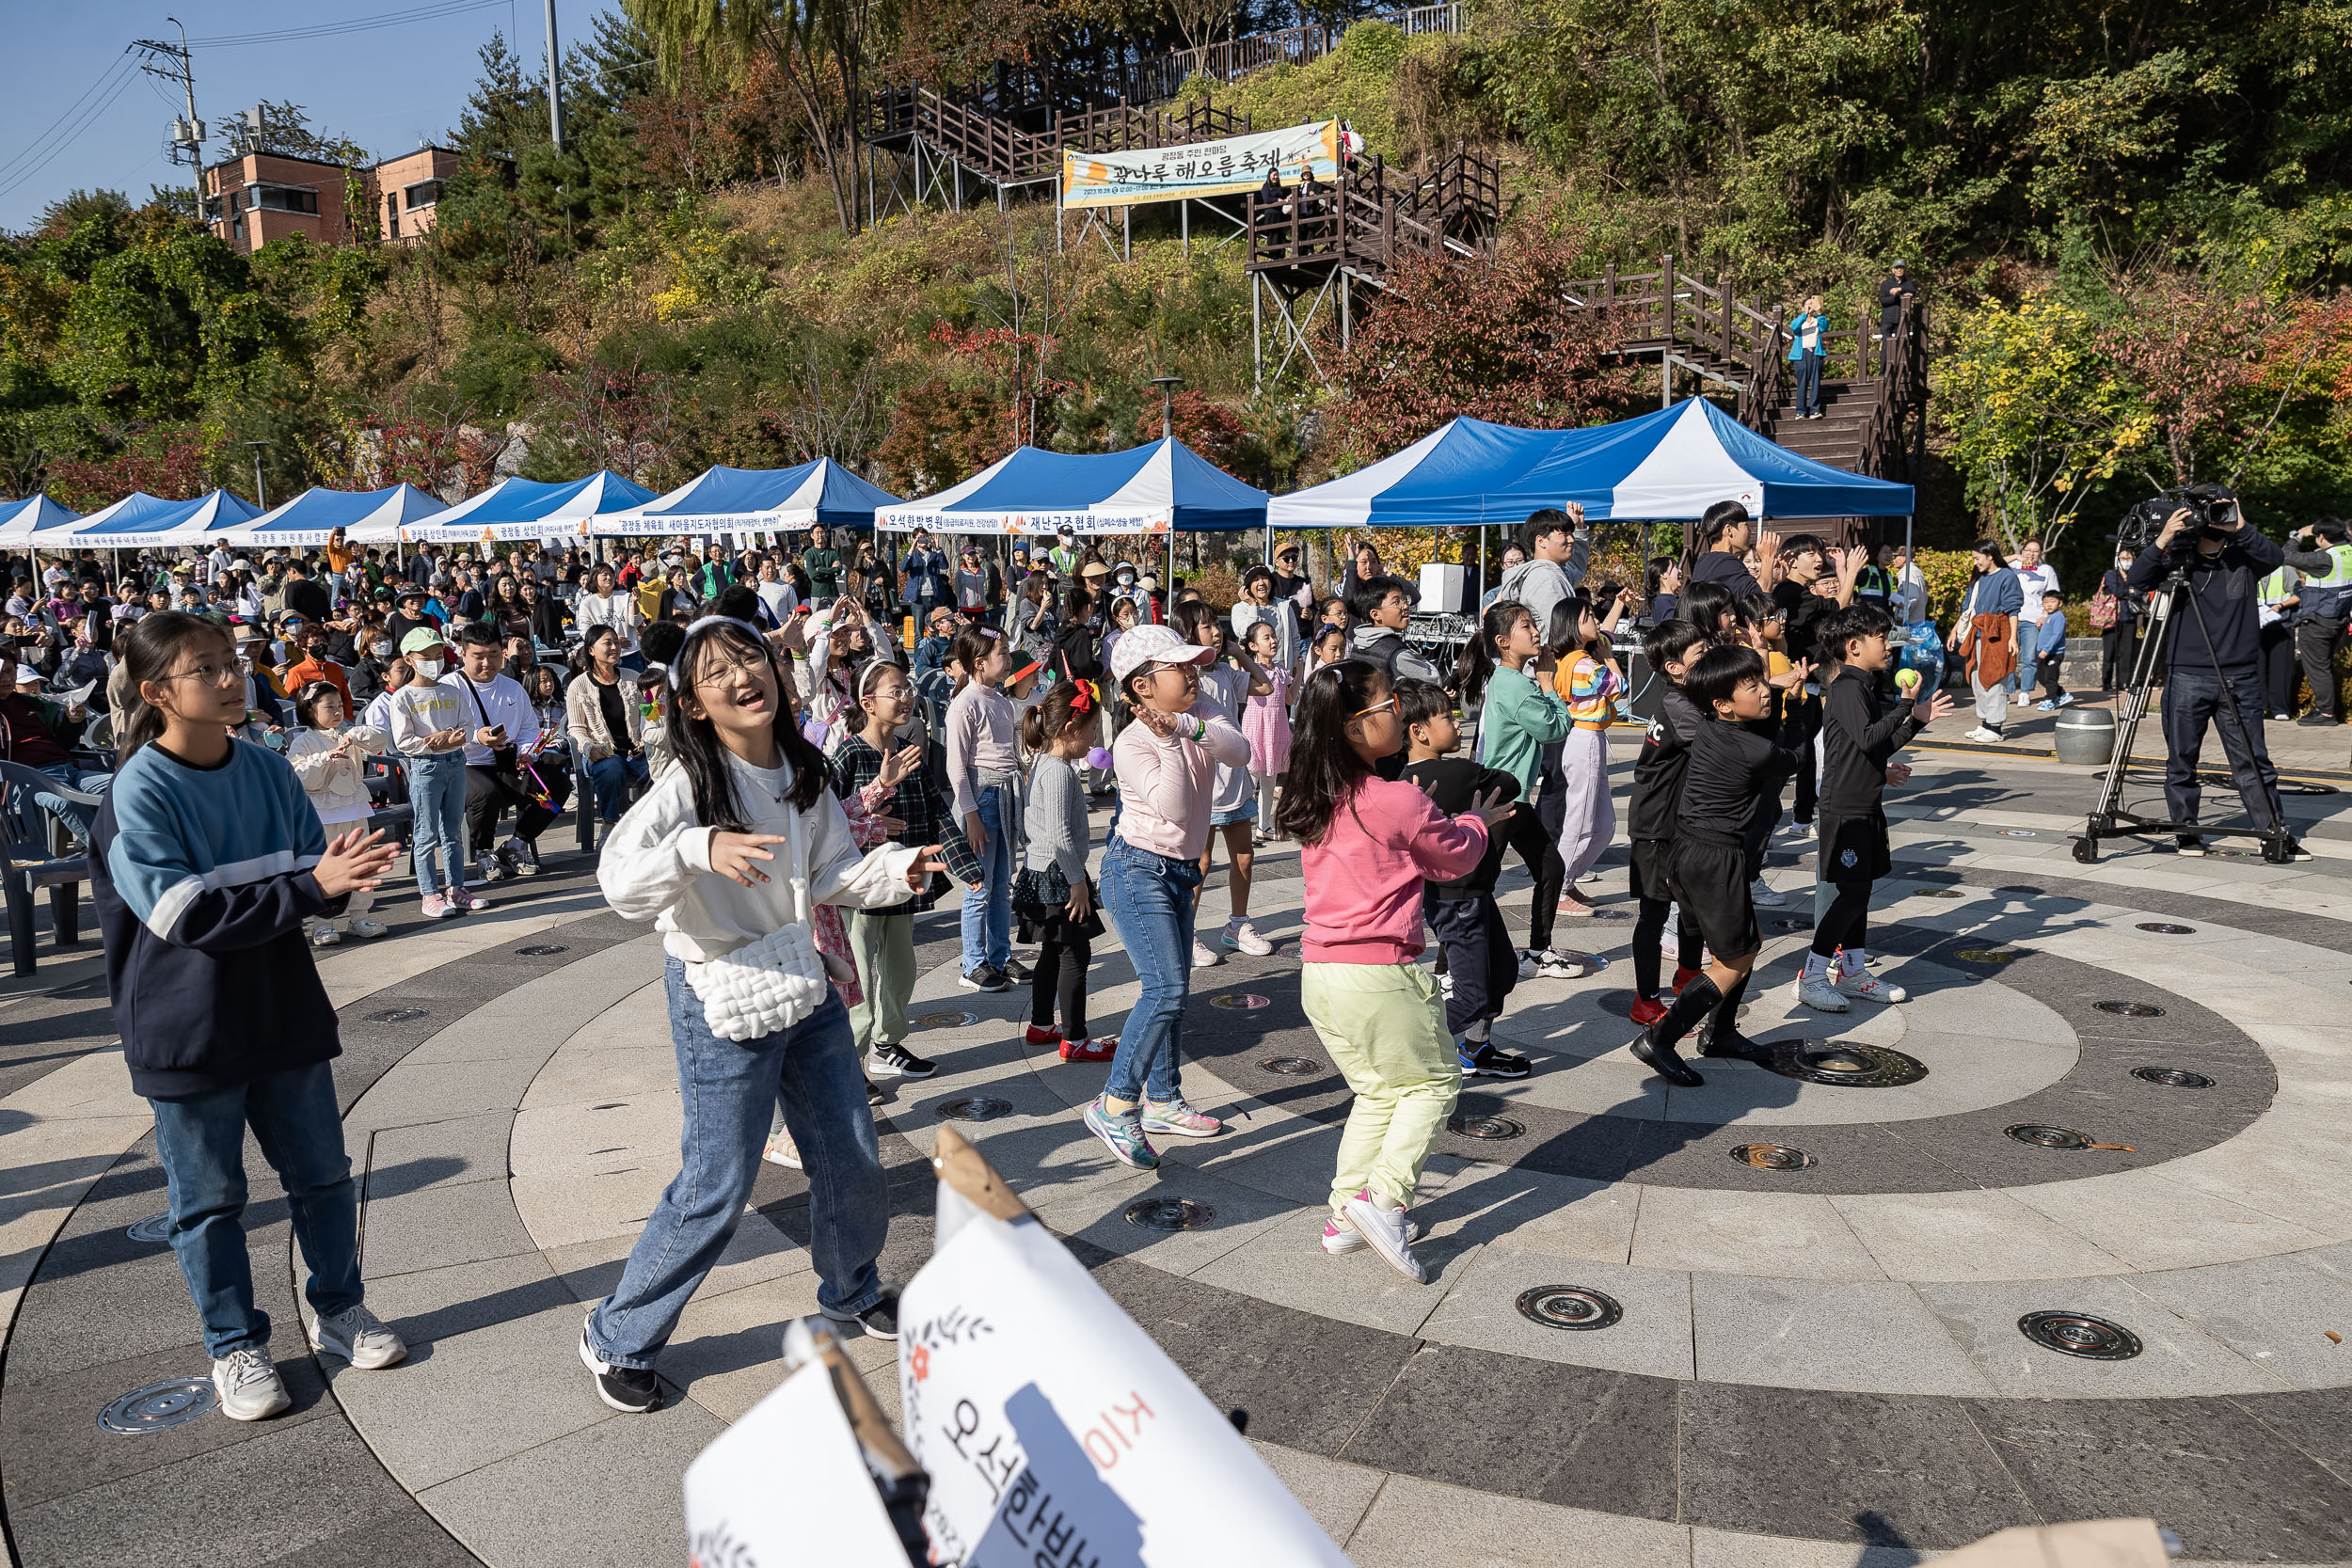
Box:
[286,682,389,945]
[581,615,946,1415]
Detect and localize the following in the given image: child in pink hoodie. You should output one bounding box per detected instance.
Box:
[1275,661,1515,1284]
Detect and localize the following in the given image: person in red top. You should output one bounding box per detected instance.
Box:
[278,622,352,713]
[0,655,107,845]
[1275,660,1513,1284]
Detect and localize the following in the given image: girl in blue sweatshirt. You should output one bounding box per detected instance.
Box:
[90,612,407,1424]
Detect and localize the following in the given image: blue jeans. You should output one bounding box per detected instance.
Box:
[585,752,651,821]
[960,784,1012,976]
[1097,835,1203,1103]
[149,1060,363,1359]
[587,961,887,1368]
[34,762,110,847]
[2015,632,2041,704]
[407,751,468,896]
[1794,351,1822,416]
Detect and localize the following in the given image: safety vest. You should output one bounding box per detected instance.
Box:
[2300,545,2352,620]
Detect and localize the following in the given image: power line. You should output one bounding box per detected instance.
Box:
[187,0,511,49]
[0,56,144,207]
[0,52,135,188]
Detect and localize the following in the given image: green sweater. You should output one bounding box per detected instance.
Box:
[1480,662,1571,801]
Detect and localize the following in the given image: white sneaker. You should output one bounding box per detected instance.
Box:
[2055,693,2074,707]
[310,925,342,948]
[1750,878,1787,908]
[1834,964,1907,1004]
[307,1303,407,1370]
[763,1129,803,1169]
[1532,947,1595,979]
[1341,1188,1428,1284]
[1794,972,1851,1012]
[1224,919,1274,957]
[1322,1212,1422,1254]
[1190,940,1221,969]
[1963,726,2005,743]
[211,1345,292,1421]
[2034,699,2058,712]
[347,917,389,939]
[1438,973,1454,1001]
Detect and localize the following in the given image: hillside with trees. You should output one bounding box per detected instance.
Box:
[4,0,2350,584]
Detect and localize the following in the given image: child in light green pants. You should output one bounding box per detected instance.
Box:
[1276,660,1514,1284]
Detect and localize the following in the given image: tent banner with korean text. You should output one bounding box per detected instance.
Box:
[898,1205,1351,1568]
[1062,119,1340,210]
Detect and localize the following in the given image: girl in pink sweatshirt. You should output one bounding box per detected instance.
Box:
[1274,660,1513,1284]
[1081,626,1252,1173]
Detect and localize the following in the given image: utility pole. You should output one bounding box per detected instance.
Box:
[544,0,565,151]
[134,18,205,214]
[245,441,271,511]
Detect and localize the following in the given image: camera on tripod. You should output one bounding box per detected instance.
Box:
[2113,483,2242,551]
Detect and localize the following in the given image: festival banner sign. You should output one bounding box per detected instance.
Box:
[1062,119,1341,210]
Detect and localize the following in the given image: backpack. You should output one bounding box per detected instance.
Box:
[2088,589,2121,631]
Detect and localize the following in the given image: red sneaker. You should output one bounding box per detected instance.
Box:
[1060,1036,1117,1063]
[1671,965,1701,994]
[1024,1024,1062,1047]
[1629,995,1669,1027]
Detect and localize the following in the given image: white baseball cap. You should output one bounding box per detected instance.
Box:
[1108,624,1215,688]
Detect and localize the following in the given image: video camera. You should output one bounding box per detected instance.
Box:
[2112,483,2242,552]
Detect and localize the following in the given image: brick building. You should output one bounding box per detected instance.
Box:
[201,145,461,253]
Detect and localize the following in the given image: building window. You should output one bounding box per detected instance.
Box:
[249,184,319,214]
[231,216,246,244]
[402,180,444,210]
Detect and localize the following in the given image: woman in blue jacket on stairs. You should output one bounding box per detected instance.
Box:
[1788,295,1829,420]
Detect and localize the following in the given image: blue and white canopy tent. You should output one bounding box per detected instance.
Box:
[875,439,1269,536]
[1269,400,1914,530]
[67,488,264,550]
[615,460,901,544]
[405,471,657,544]
[0,495,83,545]
[219,483,449,548]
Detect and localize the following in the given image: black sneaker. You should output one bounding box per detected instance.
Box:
[821,1289,900,1341]
[2174,833,2207,857]
[503,837,541,877]
[1696,1020,1773,1062]
[868,1041,937,1078]
[960,965,1009,991]
[1000,957,1032,982]
[1457,1042,1533,1079]
[578,1325,660,1413]
[2297,713,2337,726]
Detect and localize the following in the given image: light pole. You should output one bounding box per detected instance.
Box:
[244,440,271,510]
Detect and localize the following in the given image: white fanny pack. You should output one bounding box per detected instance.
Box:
[683,800,833,1041]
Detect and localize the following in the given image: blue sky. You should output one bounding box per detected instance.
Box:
[1,0,623,233]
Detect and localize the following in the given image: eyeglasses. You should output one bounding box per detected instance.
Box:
[1351,695,1398,720]
[165,660,245,688]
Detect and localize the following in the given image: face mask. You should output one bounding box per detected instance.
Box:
[412,657,444,680]
[372,641,393,657]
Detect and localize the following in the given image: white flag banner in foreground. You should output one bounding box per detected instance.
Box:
[1061,119,1340,210]
[898,1130,1351,1568]
[681,1344,912,1567]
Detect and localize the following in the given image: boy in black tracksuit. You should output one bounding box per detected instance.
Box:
[1628,619,1712,1028]
[1397,679,1533,1080]
[1799,603,1952,1008]
[1637,643,1818,1086]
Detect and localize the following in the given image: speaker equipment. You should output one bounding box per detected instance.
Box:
[1417,563,1467,614]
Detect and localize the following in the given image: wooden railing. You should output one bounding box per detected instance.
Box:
[1245,145,1502,281]
[864,85,1061,185]
[1058,99,1251,155]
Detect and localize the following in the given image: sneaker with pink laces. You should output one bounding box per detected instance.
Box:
[1833,962,1908,1004]
[420,894,455,920]
[1139,1097,1222,1138]
[1321,1213,1422,1254]
[449,886,489,912]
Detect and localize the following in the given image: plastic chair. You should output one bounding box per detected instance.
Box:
[0,760,94,976]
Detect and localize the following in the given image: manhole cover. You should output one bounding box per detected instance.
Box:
[935,1096,1014,1121]
[368,1006,429,1023]
[515,943,568,957]
[124,1213,173,1244]
[2020,1310,2142,1360]
[1997,829,2038,838]
[1123,1197,1213,1231]
[1763,1041,1928,1088]
[2094,1001,2166,1017]
[1260,1056,1321,1075]
[1516,1286,1623,1331]
[1994,884,2043,896]
[2006,1124,2137,1151]
[1447,1115,1522,1140]
[2134,1067,2215,1088]
[2135,923,2195,935]
[1211,994,1271,1010]
[99,1378,217,1434]
[1954,948,2027,964]
[912,1011,979,1029]
[1729,1143,1816,1170]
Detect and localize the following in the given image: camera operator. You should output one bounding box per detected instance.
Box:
[2125,500,2305,857]
[2287,519,2352,725]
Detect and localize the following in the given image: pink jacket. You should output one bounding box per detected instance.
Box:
[1110,706,1251,861]
[1301,777,1489,964]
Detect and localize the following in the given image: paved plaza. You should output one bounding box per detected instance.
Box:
[3,734,2351,1568]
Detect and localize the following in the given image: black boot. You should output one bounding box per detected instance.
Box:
[1697,973,1770,1060]
[1631,974,1713,1086]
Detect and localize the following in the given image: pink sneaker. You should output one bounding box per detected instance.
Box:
[1139,1098,1222,1138]
[420,894,455,920]
[449,886,488,912]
